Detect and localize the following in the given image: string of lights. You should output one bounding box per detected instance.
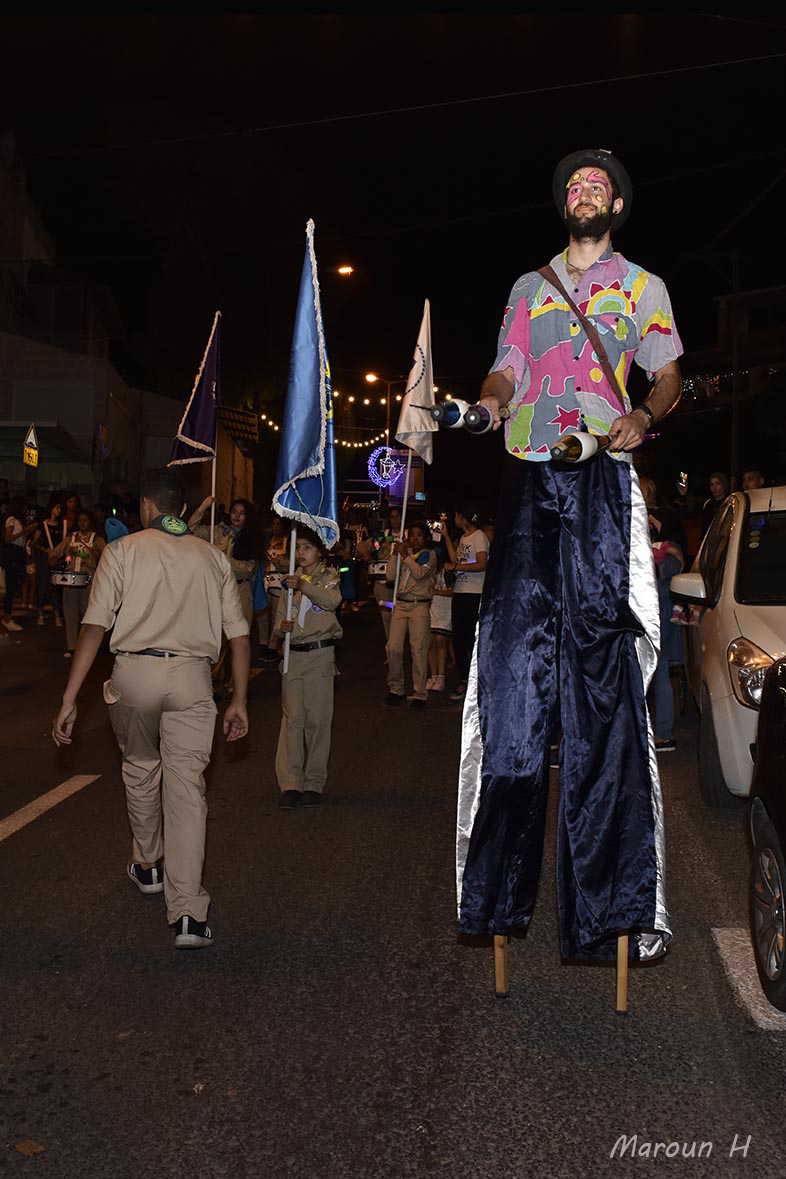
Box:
[258,384,455,450]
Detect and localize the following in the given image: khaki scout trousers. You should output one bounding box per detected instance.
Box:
[275,647,335,794]
[63,585,91,651]
[386,600,431,700]
[106,653,217,923]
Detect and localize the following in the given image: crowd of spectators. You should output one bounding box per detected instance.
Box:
[1,464,782,754]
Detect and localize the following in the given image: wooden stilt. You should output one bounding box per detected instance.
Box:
[616,934,629,1015]
[493,935,509,999]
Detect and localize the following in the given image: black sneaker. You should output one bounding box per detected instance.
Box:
[655,738,676,754]
[409,698,427,711]
[127,861,164,895]
[279,790,302,809]
[172,915,213,949]
[449,682,467,702]
[383,693,406,708]
[301,790,322,807]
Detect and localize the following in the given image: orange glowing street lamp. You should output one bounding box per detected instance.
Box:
[365,372,407,442]
[337,265,354,276]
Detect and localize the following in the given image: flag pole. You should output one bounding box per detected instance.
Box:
[282,523,298,674]
[391,447,413,610]
[209,455,217,544]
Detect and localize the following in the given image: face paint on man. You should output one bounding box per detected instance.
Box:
[565,167,618,241]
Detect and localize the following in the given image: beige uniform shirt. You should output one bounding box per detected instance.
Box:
[273,564,343,643]
[386,548,436,601]
[83,527,249,661]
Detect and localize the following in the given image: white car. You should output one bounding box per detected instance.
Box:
[671,487,786,808]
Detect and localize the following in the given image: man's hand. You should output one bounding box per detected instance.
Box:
[283,573,302,590]
[53,700,78,746]
[223,700,248,741]
[608,408,648,452]
[279,618,295,633]
[477,395,506,432]
[392,541,409,558]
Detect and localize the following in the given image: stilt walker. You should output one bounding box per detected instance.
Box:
[455,148,684,1012]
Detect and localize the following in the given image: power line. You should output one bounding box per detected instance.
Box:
[696,161,786,251]
[28,51,786,162]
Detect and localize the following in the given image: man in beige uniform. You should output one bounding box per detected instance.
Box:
[383,522,436,709]
[52,468,250,950]
[273,528,342,809]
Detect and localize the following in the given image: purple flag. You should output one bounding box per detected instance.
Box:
[169,311,221,465]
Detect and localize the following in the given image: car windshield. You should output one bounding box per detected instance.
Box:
[737,510,786,605]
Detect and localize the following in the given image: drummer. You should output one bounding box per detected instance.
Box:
[47,509,106,658]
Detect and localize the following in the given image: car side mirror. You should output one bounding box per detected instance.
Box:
[670,571,707,606]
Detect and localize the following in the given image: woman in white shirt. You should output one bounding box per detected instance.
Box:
[3,496,40,631]
[443,503,490,702]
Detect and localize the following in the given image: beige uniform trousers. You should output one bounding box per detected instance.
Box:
[373,580,393,640]
[275,647,335,794]
[106,652,217,923]
[63,585,91,650]
[386,600,431,700]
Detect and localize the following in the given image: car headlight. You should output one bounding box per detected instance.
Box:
[727,638,774,710]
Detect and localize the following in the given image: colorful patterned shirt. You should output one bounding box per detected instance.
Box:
[490,246,683,462]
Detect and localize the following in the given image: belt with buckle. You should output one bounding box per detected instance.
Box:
[117,648,181,658]
[288,638,336,653]
[397,596,432,604]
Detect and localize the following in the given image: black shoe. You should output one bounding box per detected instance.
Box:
[549,744,561,770]
[260,646,279,662]
[449,682,467,702]
[383,693,406,708]
[279,790,302,809]
[655,738,676,753]
[301,790,322,807]
[409,698,427,711]
[127,860,164,895]
[172,914,213,949]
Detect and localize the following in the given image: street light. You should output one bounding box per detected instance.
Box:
[337,265,354,276]
[365,372,407,443]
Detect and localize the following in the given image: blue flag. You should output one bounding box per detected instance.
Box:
[169,311,221,465]
[272,220,338,549]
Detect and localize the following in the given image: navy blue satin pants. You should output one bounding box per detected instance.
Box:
[458,454,660,961]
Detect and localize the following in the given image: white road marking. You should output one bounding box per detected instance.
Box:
[712,927,786,1031]
[0,776,101,844]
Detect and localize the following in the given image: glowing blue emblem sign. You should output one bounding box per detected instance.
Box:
[367,446,405,489]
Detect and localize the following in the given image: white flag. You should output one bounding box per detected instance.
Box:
[395,299,437,463]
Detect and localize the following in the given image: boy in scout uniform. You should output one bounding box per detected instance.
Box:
[273,525,342,810]
[52,468,250,950]
[383,520,436,711]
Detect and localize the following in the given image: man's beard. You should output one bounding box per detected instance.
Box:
[566,205,614,241]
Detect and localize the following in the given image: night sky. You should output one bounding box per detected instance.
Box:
[3,12,786,505]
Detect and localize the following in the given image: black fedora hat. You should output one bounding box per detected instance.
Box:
[552,148,632,229]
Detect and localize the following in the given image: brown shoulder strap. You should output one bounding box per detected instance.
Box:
[537,264,624,401]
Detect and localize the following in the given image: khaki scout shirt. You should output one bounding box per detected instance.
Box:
[273,563,343,643]
[386,548,436,602]
[83,527,249,661]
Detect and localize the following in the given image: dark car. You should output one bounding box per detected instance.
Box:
[749,656,786,1010]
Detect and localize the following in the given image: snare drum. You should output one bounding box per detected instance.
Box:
[368,561,388,578]
[51,571,92,588]
[263,572,286,591]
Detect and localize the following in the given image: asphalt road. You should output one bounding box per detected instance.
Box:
[1,607,784,1178]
